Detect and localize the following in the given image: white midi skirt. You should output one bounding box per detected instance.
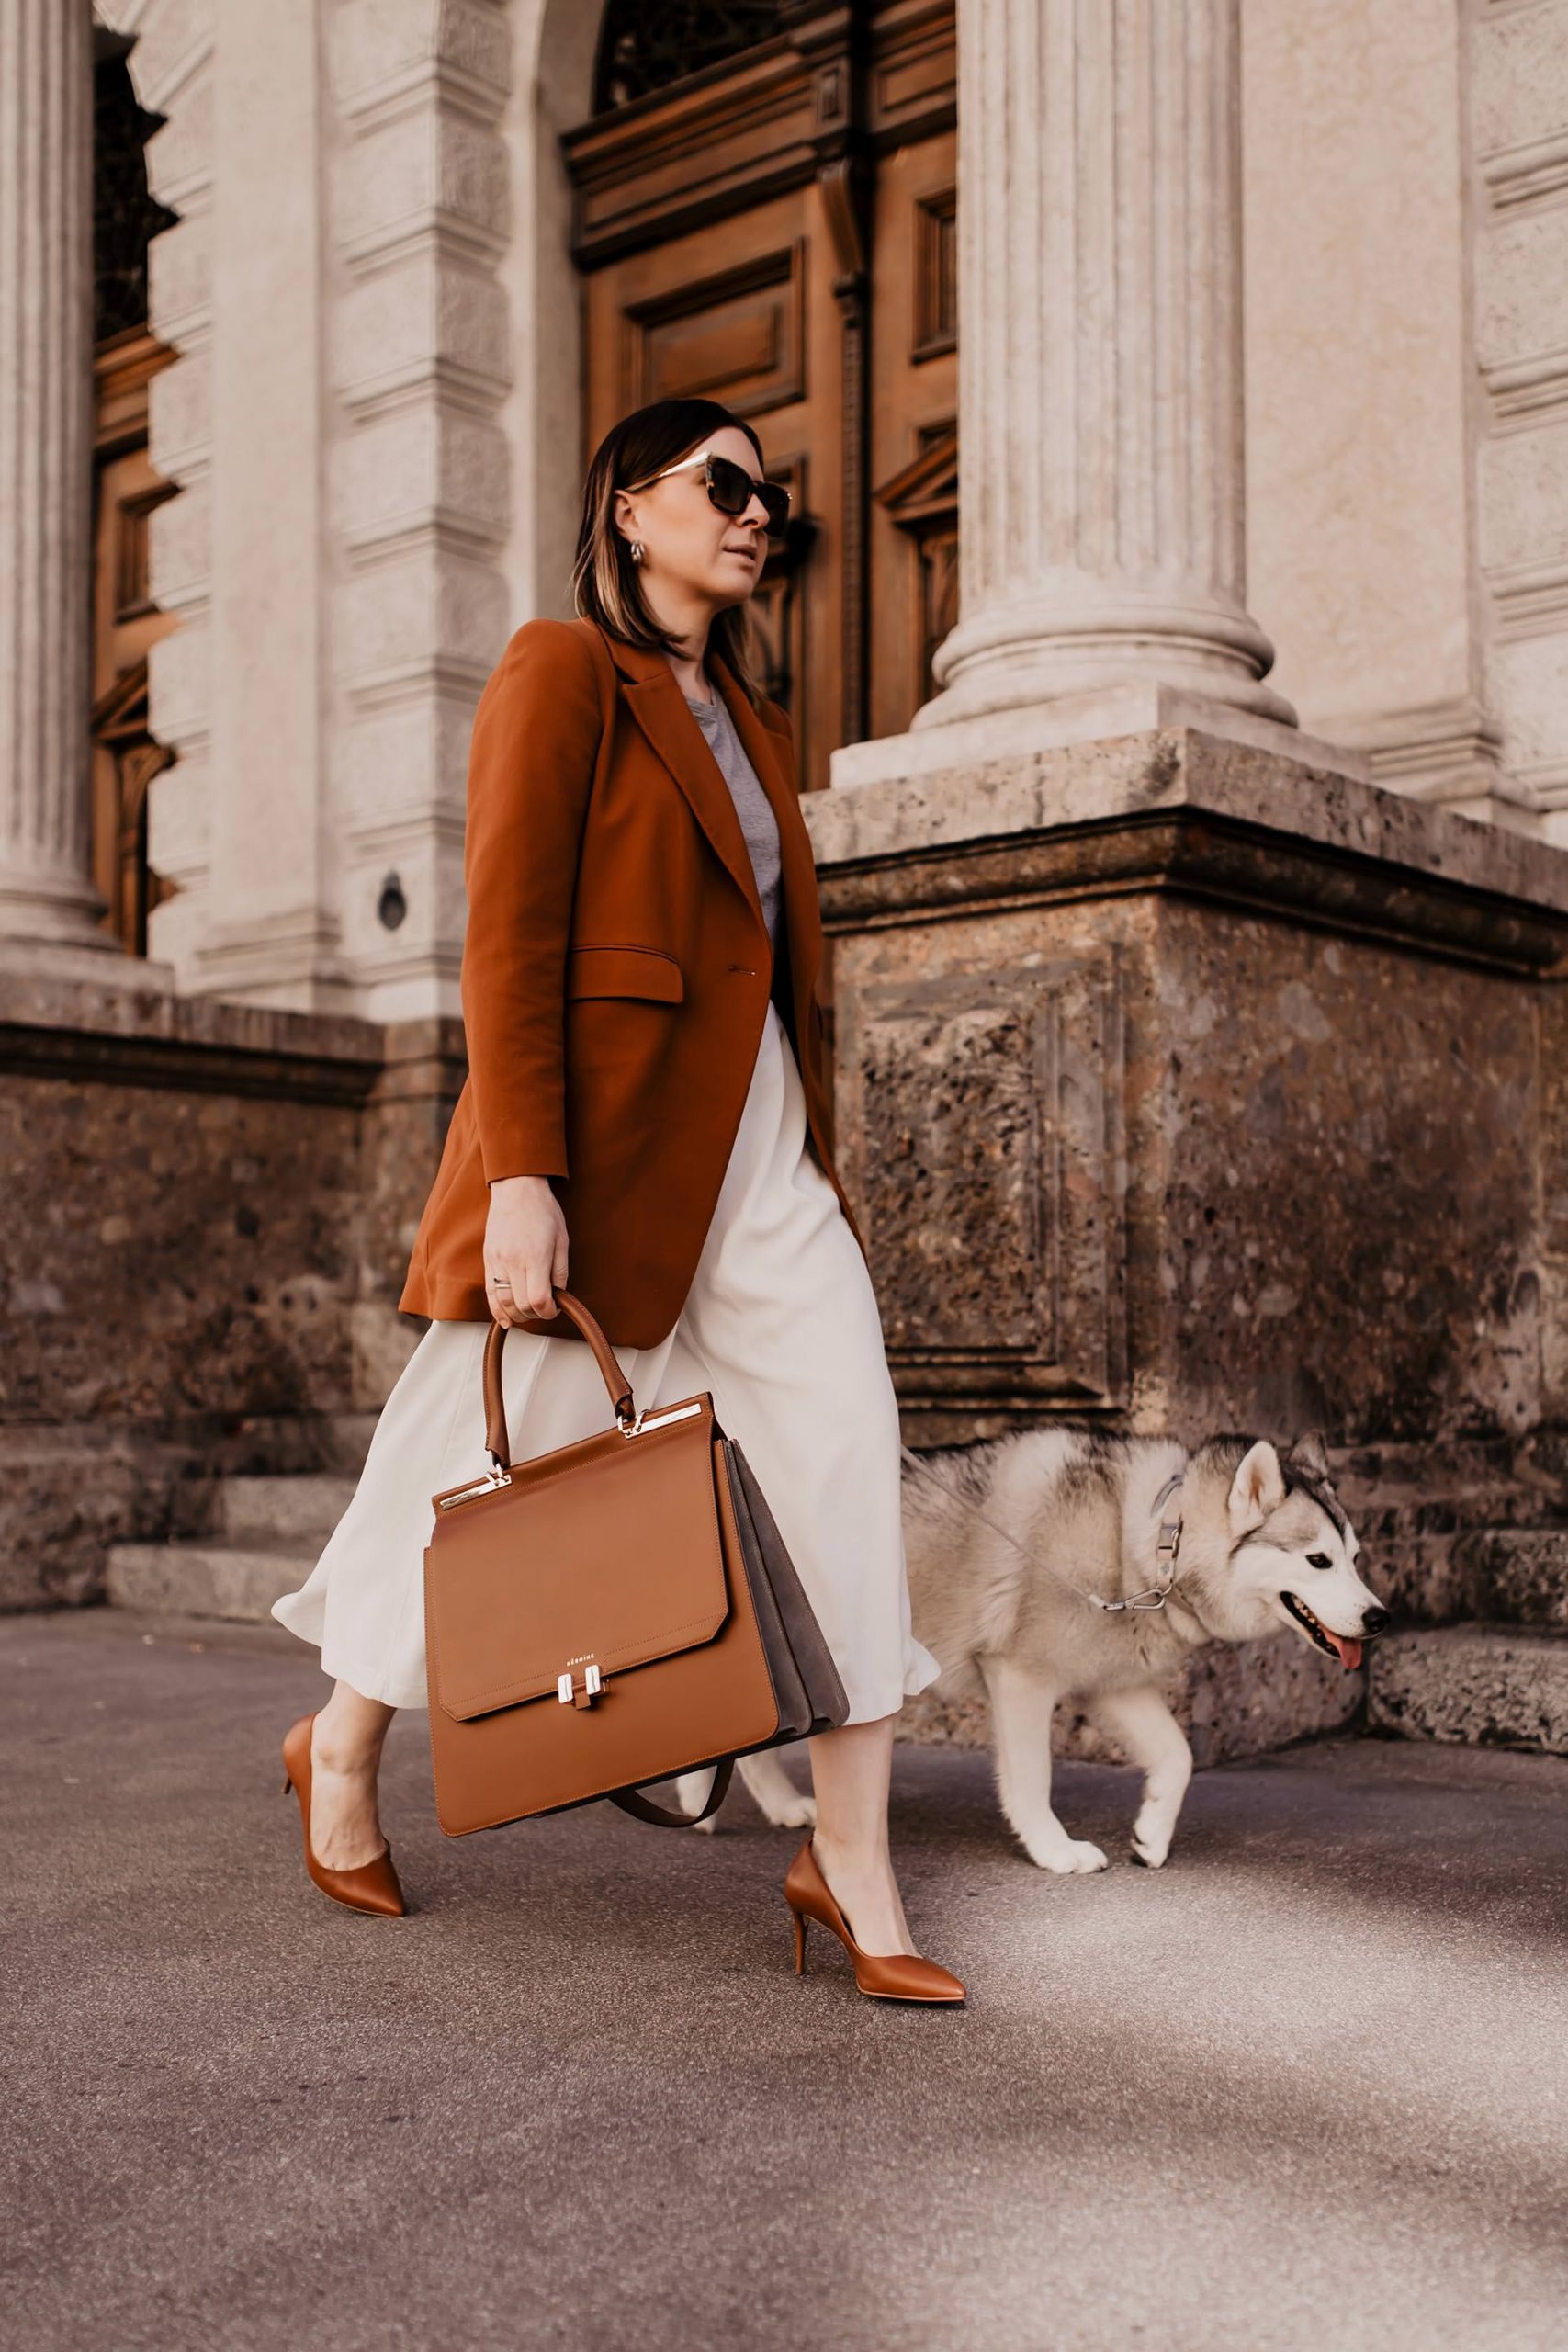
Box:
[273,996,940,1724]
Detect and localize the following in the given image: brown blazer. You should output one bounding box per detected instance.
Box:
[397,615,868,1344]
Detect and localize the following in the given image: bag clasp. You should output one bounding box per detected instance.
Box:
[557,1664,605,1708]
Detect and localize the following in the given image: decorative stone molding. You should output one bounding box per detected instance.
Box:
[1491,557,1568,636]
[1491,632,1568,819]
[1324,698,1509,817]
[1470,0,1568,823]
[326,0,514,1023]
[1522,761,1568,820]
[1476,221,1568,396]
[1479,132,1568,215]
[1473,0,1568,214]
[1482,346,1568,431]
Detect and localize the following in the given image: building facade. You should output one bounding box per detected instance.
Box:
[5,0,1568,1756]
[9,0,1568,1012]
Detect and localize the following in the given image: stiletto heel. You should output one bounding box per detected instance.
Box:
[281,1713,407,1917]
[782,1837,964,2006]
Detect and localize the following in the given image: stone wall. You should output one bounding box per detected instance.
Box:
[0,964,457,1607]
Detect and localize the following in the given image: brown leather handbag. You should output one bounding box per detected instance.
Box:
[423,1287,849,1837]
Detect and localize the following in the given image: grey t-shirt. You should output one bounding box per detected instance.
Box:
[684,687,784,967]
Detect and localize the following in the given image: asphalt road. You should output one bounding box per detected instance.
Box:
[5,1609,1566,2352]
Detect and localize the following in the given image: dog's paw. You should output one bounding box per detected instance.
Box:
[1131,1802,1179,1868]
[1028,1837,1110,1875]
[762,1791,817,1830]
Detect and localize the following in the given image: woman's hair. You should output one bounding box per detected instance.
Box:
[571,398,771,708]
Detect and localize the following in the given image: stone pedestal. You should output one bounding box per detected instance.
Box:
[806,729,1568,1450]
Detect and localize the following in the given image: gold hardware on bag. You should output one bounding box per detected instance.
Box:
[435,1465,513,1511]
[615,1398,704,1439]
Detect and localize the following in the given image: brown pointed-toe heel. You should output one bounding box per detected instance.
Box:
[784,1836,964,2005]
[281,1713,406,1917]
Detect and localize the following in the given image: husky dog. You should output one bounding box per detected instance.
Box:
[682,1429,1388,1872]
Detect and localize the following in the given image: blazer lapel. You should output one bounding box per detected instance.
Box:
[594,621,822,1006]
[602,626,766,933]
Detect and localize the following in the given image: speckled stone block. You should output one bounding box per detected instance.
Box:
[105,1537,312,1622]
[1460,1529,1568,1626]
[1368,1626,1568,1753]
[0,971,460,1607]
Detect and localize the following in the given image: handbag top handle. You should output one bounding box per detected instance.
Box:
[481,1288,637,1472]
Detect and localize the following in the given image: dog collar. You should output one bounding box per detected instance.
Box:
[1095,1470,1186,1614]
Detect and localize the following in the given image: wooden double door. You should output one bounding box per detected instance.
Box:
[565,1,957,798]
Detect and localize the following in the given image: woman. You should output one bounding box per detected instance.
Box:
[274,397,964,2005]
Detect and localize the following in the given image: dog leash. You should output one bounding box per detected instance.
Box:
[897,1443,1188,1617]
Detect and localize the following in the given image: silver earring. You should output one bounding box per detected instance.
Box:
[629,539,645,565]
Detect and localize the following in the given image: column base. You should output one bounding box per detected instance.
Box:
[0,935,176,992]
[0,873,119,958]
[190,910,355,1015]
[919,592,1299,733]
[832,682,1370,793]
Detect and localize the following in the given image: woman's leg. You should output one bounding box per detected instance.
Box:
[308,1680,396,1871]
[666,1002,938,1958]
[807,1713,915,1958]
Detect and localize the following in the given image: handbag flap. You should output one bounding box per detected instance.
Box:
[425,1397,730,1722]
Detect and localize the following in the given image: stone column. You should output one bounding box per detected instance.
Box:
[916,0,1295,736]
[0,0,109,949]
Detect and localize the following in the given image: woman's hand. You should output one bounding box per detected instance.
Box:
[484,1176,569,1325]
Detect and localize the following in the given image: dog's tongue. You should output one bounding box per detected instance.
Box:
[1326,1631,1363,1671]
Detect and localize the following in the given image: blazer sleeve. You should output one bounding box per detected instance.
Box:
[459,618,605,1184]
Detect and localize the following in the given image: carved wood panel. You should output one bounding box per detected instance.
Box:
[92,328,177,956]
[567,1,956,794]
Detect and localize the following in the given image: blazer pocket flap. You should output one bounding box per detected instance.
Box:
[566,944,683,1002]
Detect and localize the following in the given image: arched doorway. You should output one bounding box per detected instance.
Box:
[563,1,956,796]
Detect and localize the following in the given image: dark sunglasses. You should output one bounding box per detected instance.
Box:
[629,447,791,537]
